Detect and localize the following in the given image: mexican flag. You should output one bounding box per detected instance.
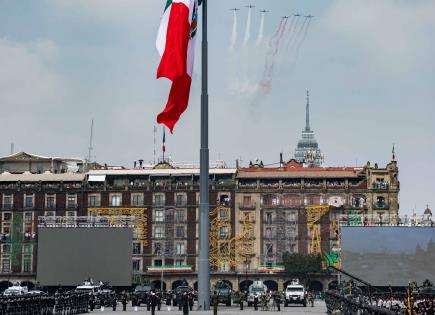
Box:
[156,0,198,133]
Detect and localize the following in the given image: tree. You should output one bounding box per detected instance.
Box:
[282,252,322,283]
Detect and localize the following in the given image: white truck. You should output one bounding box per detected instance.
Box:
[247,281,268,306]
[3,286,28,296]
[284,279,307,307]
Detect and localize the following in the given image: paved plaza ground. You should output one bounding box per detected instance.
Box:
[96,300,327,315]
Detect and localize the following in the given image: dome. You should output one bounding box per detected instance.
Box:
[424,206,432,215]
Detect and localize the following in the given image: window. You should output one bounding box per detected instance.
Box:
[154,194,164,206]
[133,243,141,255]
[110,194,122,206]
[46,194,55,209]
[2,212,12,222]
[1,256,10,273]
[243,196,252,207]
[22,244,31,254]
[154,259,162,266]
[1,244,10,253]
[24,195,34,209]
[131,193,143,207]
[265,227,272,239]
[220,261,229,272]
[175,226,185,238]
[132,260,140,271]
[154,226,164,238]
[154,210,164,222]
[176,243,185,255]
[305,195,321,206]
[44,211,55,217]
[2,195,13,209]
[175,194,186,206]
[219,208,227,218]
[376,196,386,208]
[175,259,184,266]
[282,195,301,207]
[262,194,279,207]
[23,255,32,273]
[24,212,32,222]
[66,211,76,217]
[265,243,274,257]
[154,243,162,255]
[88,194,101,207]
[67,195,77,209]
[265,212,272,224]
[219,226,228,239]
[175,210,185,223]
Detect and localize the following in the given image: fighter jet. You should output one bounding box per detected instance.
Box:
[260,9,270,13]
[230,8,240,11]
[281,16,290,19]
[293,13,301,17]
[246,4,256,9]
[305,15,314,18]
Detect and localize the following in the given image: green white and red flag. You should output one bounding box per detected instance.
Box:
[156,0,198,133]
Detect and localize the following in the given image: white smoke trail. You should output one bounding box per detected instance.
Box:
[230,10,238,49]
[256,12,265,46]
[243,7,252,46]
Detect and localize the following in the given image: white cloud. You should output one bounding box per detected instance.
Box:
[0,38,65,113]
[323,0,435,73]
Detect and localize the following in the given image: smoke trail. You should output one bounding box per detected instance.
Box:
[243,7,252,46]
[255,11,265,46]
[293,18,312,61]
[288,17,307,52]
[283,15,298,49]
[260,18,288,93]
[230,10,238,49]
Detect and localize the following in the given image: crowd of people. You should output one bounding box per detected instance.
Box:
[0,291,89,315]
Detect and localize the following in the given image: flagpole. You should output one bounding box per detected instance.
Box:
[198,0,210,310]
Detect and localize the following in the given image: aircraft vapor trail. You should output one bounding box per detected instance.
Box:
[260,19,285,92]
[243,7,252,46]
[230,10,238,49]
[288,18,307,52]
[293,18,312,60]
[256,11,265,46]
[261,18,289,92]
[283,15,298,49]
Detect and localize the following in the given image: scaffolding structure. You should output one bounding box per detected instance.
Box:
[87,208,148,246]
[305,205,331,254]
[209,206,255,270]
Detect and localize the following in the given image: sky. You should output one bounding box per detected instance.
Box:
[0,0,434,215]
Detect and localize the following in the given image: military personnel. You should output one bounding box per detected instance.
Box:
[253,293,259,311]
[211,291,219,315]
[182,292,189,315]
[150,291,158,315]
[121,291,128,311]
[239,291,244,310]
[111,293,117,311]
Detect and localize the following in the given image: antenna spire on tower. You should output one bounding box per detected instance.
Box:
[305,90,310,131]
[88,119,94,161]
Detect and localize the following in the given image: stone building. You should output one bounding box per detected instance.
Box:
[0,150,400,292]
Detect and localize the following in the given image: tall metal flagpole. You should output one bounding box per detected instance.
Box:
[198,0,210,310]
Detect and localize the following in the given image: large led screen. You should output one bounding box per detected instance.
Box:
[341,227,435,286]
[37,228,133,286]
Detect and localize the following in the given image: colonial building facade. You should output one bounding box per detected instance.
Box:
[0,151,400,292]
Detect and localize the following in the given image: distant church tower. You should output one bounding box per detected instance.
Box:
[294,91,324,167]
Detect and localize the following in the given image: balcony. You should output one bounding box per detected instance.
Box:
[372,182,389,190]
[1,204,13,210]
[238,202,256,210]
[372,203,389,210]
[67,204,78,210]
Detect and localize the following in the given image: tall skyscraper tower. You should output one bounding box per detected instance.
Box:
[294,91,324,167]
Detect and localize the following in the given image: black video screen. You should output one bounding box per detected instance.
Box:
[341,227,435,286]
[37,228,133,286]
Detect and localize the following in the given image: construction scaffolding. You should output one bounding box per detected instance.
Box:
[87,208,148,246]
[209,206,255,270]
[305,205,331,255]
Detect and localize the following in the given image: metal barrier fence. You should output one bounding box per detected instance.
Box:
[0,292,89,315]
[325,291,397,315]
